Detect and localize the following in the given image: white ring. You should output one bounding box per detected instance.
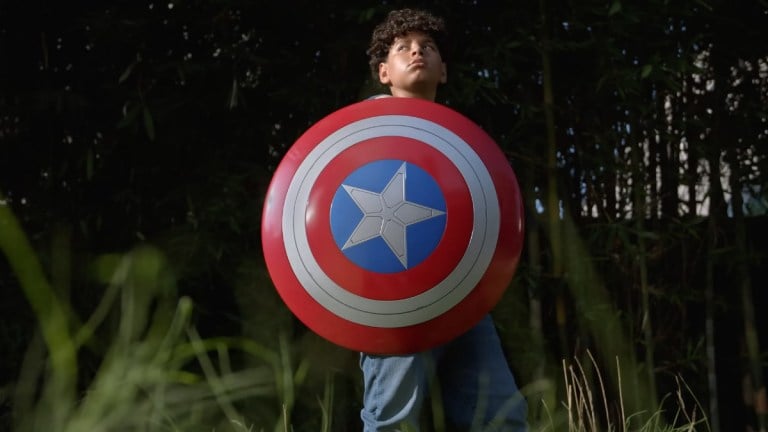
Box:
[282,115,500,328]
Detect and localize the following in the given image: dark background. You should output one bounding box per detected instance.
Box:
[1,1,766,431]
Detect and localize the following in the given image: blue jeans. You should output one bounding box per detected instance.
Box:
[360,315,528,431]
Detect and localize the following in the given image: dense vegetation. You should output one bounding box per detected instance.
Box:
[1,1,766,431]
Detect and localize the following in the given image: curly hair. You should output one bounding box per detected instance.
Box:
[366,9,447,79]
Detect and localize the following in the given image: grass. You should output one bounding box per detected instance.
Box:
[526,350,710,432]
[4,277,711,431]
[0,200,710,431]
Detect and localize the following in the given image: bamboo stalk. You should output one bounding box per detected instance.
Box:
[631,132,658,411]
[523,162,552,419]
[704,149,724,432]
[729,167,767,432]
[538,0,568,367]
[538,0,561,280]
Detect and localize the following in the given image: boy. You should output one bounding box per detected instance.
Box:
[360,8,529,432]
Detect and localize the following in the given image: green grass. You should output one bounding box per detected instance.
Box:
[0,200,709,431]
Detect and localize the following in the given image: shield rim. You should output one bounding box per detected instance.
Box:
[261,97,524,354]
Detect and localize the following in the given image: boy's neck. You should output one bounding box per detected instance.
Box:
[390,87,436,102]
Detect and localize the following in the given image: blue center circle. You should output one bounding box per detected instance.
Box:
[329,160,447,273]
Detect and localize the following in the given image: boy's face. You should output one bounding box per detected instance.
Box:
[378,31,447,101]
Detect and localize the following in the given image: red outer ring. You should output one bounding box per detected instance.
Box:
[261,97,523,354]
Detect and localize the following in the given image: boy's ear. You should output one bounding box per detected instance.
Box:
[378,62,391,86]
[440,62,447,83]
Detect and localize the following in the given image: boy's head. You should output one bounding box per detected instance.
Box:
[367,9,447,78]
[367,9,448,100]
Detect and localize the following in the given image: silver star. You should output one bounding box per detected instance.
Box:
[341,163,445,269]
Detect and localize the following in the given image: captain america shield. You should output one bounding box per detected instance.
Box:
[261,97,524,354]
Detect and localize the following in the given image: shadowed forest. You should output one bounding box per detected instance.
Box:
[1,1,767,431]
